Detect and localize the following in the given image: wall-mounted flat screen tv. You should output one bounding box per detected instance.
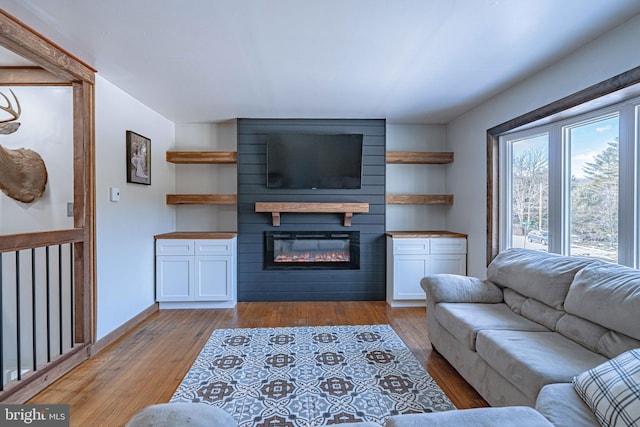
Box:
[266,133,363,189]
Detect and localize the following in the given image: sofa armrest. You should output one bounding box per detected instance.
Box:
[126,403,237,427]
[386,407,554,427]
[420,274,503,304]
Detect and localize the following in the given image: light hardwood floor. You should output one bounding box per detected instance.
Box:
[29,302,488,426]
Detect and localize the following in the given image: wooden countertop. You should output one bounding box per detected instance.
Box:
[156,231,465,239]
[386,230,468,238]
[154,231,238,239]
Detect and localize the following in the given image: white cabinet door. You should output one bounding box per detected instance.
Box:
[430,253,466,275]
[194,256,232,301]
[393,255,430,300]
[156,255,193,301]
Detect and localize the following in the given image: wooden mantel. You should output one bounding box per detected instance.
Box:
[255,202,370,226]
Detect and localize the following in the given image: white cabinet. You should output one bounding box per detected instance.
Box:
[386,235,466,307]
[155,236,237,308]
[156,255,193,300]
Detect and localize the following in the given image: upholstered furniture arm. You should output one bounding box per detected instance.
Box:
[421,274,503,303]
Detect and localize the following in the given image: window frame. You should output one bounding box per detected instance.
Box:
[499,108,628,263]
[487,66,640,266]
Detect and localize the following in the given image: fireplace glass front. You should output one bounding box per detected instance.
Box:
[264,231,360,270]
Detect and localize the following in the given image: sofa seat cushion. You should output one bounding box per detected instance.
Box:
[476,330,607,401]
[535,383,599,427]
[435,303,549,351]
[386,407,554,427]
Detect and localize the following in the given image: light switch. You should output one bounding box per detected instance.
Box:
[110,187,120,202]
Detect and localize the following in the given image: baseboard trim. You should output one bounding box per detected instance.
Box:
[90,303,159,356]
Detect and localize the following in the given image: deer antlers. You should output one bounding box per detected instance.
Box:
[0,89,48,203]
[0,89,21,135]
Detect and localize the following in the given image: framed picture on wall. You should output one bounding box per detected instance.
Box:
[126,130,151,185]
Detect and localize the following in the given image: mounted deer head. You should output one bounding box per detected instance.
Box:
[0,89,48,203]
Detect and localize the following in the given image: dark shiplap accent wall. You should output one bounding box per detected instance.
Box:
[237,119,386,301]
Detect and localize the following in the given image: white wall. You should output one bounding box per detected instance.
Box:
[446,14,640,278]
[95,75,175,339]
[0,86,74,234]
[386,124,448,231]
[174,121,237,232]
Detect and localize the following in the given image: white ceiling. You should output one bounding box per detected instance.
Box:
[1,1,639,124]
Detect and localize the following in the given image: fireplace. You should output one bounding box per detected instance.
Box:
[264,231,360,270]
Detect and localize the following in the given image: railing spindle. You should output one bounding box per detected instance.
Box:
[69,244,74,348]
[58,245,63,355]
[0,252,4,391]
[31,248,37,372]
[45,246,51,363]
[15,252,21,381]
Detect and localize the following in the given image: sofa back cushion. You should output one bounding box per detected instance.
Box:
[565,261,640,341]
[504,288,564,329]
[555,314,609,353]
[597,331,640,359]
[487,248,591,309]
[505,288,640,358]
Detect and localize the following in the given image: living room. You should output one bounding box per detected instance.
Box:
[0,2,639,426]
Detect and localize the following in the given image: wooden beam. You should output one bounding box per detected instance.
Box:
[73,80,96,346]
[0,10,95,83]
[255,202,370,213]
[0,228,84,253]
[0,66,70,85]
[255,202,369,227]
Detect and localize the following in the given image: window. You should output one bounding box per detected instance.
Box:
[499,101,635,266]
[502,133,548,250]
[566,115,619,263]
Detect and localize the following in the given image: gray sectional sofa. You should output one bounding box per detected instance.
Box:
[421,247,640,425]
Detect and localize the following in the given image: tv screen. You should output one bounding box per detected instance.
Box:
[266,133,363,189]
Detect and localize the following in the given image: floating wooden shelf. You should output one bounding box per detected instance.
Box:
[255,202,370,226]
[166,194,238,205]
[166,151,237,164]
[386,151,453,164]
[386,194,454,205]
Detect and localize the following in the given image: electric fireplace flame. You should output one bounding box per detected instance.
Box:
[275,250,350,263]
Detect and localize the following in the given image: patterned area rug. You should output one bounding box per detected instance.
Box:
[171,324,455,426]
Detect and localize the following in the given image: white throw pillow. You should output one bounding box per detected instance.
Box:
[573,348,640,427]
